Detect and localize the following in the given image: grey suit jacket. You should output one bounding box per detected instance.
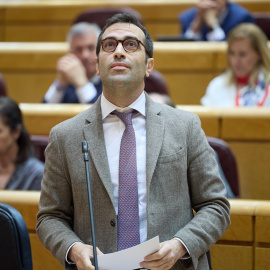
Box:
[37,94,230,270]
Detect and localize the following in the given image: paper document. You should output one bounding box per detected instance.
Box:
[98,236,160,270]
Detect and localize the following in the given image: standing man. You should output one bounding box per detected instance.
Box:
[37,13,230,270]
[179,0,254,41]
[43,22,102,103]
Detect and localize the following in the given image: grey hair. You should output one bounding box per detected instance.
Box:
[66,22,101,43]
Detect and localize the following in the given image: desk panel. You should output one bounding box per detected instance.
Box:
[255,248,270,270]
[255,217,270,244]
[163,73,214,105]
[211,245,253,270]
[30,234,63,270]
[221,108,270,140]
[5,24,70,43]
[221,215,253,242]
[229,142,270,199]
[20,103,91,135]
[2,72,54,103]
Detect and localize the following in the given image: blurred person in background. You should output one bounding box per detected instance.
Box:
[201,23,270,107]
[179,0,254,41]
[44,22,102,104]
[0,97,44,190]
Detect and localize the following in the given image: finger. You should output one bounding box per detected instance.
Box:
[140,254,173,270]
[144,243,170,261]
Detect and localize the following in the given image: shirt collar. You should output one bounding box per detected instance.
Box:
[101,91,146,120]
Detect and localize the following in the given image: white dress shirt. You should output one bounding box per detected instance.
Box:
[101,92,147,243]
[44,75,99,103]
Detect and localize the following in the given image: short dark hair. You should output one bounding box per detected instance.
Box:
[96,13,153,59]
[0,97,34,164]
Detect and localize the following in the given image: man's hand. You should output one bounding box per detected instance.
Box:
[139,239,187,270]
[204,8,219,28]
[191,0,218,33]
[56,53,88,89]
[68,242,103,270]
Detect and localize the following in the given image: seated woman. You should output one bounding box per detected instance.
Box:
[201,23,270,107]
[0,97,44,190]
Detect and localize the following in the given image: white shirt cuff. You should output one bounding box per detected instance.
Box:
[173,237,191,259]
[44,82,65,103]
[65,242,81,265]
[206,26,226,41]
[184,28,202,41]
[76,82,97,103]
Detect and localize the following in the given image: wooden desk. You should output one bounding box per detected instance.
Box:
[0,0,269,42]
[1,191,269,270]
[19,104,270,200]
[19,104,221,137]
[219,108,270,200]
[0,41,226,105]
[1,41,270,105]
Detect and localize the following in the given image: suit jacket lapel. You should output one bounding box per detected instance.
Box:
[82,95,165,209]
[145,95,164,192]
[83,99,114,205]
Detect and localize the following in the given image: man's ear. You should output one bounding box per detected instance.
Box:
[145,58,154,77]
[95,57,100,76]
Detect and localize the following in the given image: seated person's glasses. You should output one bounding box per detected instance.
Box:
[100,37,151,57]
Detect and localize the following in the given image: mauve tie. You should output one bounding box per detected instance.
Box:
[112,110,140,251]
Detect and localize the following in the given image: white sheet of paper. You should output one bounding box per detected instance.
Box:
[97,236,160,270]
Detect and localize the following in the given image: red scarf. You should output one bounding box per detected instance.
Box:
[236,75,250,85]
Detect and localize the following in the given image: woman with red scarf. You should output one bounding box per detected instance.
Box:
[201,23,270,107]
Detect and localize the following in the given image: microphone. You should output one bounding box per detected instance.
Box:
[82,140,98,270]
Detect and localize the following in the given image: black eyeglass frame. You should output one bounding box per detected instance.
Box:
[100,37,151,57]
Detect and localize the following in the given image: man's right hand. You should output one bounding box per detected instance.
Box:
[197,0,217,13]
[68,242,103,270]
[56,53,88,89]
[192,0,218,32]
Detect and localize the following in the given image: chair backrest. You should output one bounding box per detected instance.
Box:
[73,7,143,29]
[207,136,239,197]
[0,73,7,96]
[253,12,270,40]
[145,70,169,96]
[0,203,33,270]
[30,135,49,163]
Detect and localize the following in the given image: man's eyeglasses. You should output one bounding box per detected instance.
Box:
[100,37,151,57]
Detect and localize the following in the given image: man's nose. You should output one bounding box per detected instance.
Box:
[81,49,92,59]
[113,43,126,59]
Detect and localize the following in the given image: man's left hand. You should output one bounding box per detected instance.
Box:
[140,239,187,270]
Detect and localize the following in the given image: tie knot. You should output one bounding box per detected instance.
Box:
[112,110,136,126]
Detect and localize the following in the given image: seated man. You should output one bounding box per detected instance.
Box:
[44,23,170,104]
[44,22,102,103]
[179,0,254,41]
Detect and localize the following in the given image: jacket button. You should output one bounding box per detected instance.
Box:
[110,220,116,227]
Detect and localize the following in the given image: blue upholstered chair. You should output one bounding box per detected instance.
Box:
[0,203,33,270]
